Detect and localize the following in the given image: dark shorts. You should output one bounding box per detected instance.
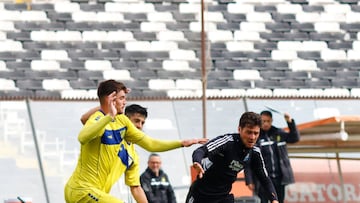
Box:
[186,187,234,203]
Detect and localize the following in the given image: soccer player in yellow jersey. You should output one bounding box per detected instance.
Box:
[64,79,207,203]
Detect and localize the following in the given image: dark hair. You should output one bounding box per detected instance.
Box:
[239,112,261,128]
[260,110,273,118]
[97,79,128,102]
[148,153,160,160]
[125,104,148,118]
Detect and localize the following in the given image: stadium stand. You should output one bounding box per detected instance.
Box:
[0,0,358,101]
[4,0,360,202]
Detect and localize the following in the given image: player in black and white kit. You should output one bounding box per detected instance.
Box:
[186,112,279,203]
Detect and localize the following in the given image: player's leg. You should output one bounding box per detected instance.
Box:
[272,180,285,203]
[97,192,125,203]
[65,185,124,203]
[257,186,270,203]
[218,194,234,203]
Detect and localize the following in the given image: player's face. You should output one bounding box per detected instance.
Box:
[148,156,161,174]
[261,114,272,131]
[238,125,260,148]
[128,113,146,131]
[115,90,126,114]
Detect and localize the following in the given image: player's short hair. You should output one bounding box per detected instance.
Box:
[148,153,160,161]
[97,79,129,101]
[125,104,148,118]
[260,110,273,118]
[239,112,261,128]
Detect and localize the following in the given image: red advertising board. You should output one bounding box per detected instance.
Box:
[231,158,360,203]
[286,172,360,203]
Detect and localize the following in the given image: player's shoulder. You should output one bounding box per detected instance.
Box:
[89,110,105,121]
[113,113,133,125]
[252,146,261,154]
[213,133,237,143]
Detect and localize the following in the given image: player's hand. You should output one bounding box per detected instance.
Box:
[284,113,291,122]
[271,201,279,203]
[181,138,208,147]
[107,91,117,118]
[192,162,204,179]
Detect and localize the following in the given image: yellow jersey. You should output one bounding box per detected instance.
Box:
[65,110,182,202]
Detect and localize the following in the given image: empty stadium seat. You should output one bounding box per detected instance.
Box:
[69,79,97,90]
[0,0,359,100]
[16,80,44,90]
[206,80,228,89]
[260,70,286,80]
[31,60,61,71]
[176,79,202,90]
[103,70,132,80]
[0,79,18,91]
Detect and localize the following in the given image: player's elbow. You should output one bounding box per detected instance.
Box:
[78,136,85,145]
[80,115,87,125]
[78,132,89,145]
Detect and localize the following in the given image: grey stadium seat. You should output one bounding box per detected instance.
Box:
[6,31,31,41]
[47,42,75,50]
[279,80,306,89]
[260,70,286,80]
[0,90,34,98]
[284,32,309,41]
[306,79,332,89]
[154,4,178,12]
[265,23,291,32]
[254,80,281,89]
[23,42,50,50]
[79,3,104,11]
[157,70,184,79]
[15,51,41,61]
[130,70,157,80]
[4,3,27,10]
[30,3,54,11]
[124,80,149,91]
[265,61,289,70]
[0,52,17,61]
[310,71,337,80]
[0,70,26,80]
[302,5,324,12]
[50,71,78,80]
[66,22,93,31]
[69,79,97,90]
[254,42,277,51]
[133,32,157,41]
[228,80,252,89]
[331,79,359,88]
[336,70,360,79]
[112,61,138,70]
[16,80,44,90]
[60,61,85,71]
[93,50,119,61]
[309,33,345,41]
[6,61,31,71]
[78,70,104,80]
[297,51,321,60]
[285,71,309,80]
[254,5,277,13]
[207,70,233,80]
[101,42,125,50]
[39,22,65,31]
[291,23,315,32]
[223,13,246,23]
[24,71,52,80]
[207,80,229,89]
[35,90,61,99]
